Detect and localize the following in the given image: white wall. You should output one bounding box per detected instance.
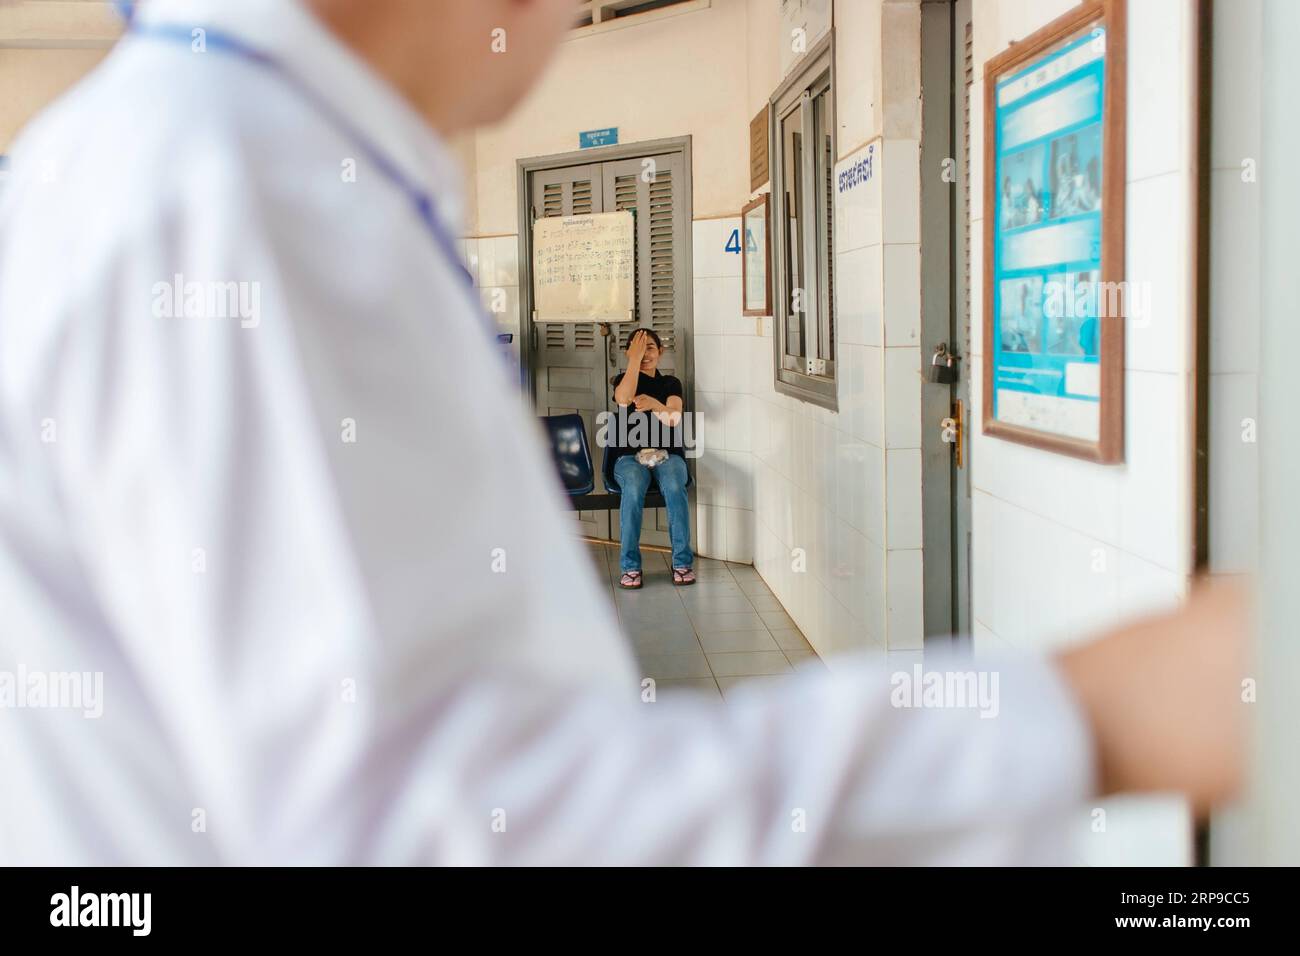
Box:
[460,0,776,566]
[1254,0,1300,868]
[0,0,120,151]
[1207,0,1259,579]
[680,0,783,565]
[750,0,927,658]
[968,0,1201,866]
[1206,0,1263,867]
[690,214,760,563]
[0,47,110,149]
[469,0,754,234]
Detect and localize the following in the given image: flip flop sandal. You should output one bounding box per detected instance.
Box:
[672,567,696,586]
[620,570,643,590]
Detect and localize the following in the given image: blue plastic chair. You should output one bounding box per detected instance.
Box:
[539,414,595,497]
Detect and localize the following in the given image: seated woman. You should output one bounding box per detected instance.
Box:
[610,328,693,589]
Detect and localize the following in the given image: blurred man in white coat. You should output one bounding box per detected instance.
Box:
[0,0,1245,865]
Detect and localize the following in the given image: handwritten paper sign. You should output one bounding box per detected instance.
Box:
[531,211,635,323]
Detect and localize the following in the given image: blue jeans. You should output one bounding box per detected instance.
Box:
[613,453,693,572]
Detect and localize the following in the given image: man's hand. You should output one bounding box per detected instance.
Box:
[1057,577,1250,817]
[632,395,661,413]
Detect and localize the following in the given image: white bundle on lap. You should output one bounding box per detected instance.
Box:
[635,448,669,468]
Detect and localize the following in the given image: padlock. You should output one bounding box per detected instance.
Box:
[929,343,959,384]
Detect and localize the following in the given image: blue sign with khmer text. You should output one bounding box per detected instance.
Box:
[579,127,619,149]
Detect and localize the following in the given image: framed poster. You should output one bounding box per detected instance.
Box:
[741,194,771,316]
[983,0,1126,462]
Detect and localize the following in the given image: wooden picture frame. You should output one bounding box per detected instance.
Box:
[982,0,1127,463]
[741,193,772,317]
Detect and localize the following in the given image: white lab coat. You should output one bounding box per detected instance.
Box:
[0,0,1094,865]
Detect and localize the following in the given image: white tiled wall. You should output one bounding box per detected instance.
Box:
[739,134,927,660]
[969,0,1197,646]
[750,326,891,658]
[1207,0,1260,577]
[1203,0,1260,867]
[970,0,1201,867]
[732,7,927,661]
[460,235,522,349]
[693,216,759,564]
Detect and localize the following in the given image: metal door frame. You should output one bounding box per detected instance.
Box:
[525,162,610,538]
[919,0,973,645]
[517,137,695,549]
[516,136,694,404]
[950,0,975,641]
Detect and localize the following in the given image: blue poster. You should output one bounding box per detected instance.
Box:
[991,28,1107,442]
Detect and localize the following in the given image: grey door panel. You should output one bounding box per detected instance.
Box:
[600,153,689,550]
[529,164,608,540]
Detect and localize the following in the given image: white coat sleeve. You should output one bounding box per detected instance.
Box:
[361,655,1097,866]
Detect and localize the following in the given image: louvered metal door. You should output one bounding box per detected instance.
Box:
[528,151,691,550]
[530,164,609,540]
[601,153,687,549]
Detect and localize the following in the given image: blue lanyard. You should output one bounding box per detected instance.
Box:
[124,16,512,356]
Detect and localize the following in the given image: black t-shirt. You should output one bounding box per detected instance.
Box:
[608,370,685,466]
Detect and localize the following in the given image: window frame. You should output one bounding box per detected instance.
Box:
[769,31,838,410]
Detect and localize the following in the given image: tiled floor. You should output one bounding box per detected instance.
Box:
[584,540,826,702]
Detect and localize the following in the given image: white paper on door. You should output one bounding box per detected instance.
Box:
[531,210,634,323]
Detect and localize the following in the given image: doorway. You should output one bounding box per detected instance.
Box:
[517,137,694,546]
[950,0,975,639]
[920,0,974,643]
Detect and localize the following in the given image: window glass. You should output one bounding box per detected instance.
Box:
[781,101,806,360]
[815,85,834,364]
[770,38,836,408]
